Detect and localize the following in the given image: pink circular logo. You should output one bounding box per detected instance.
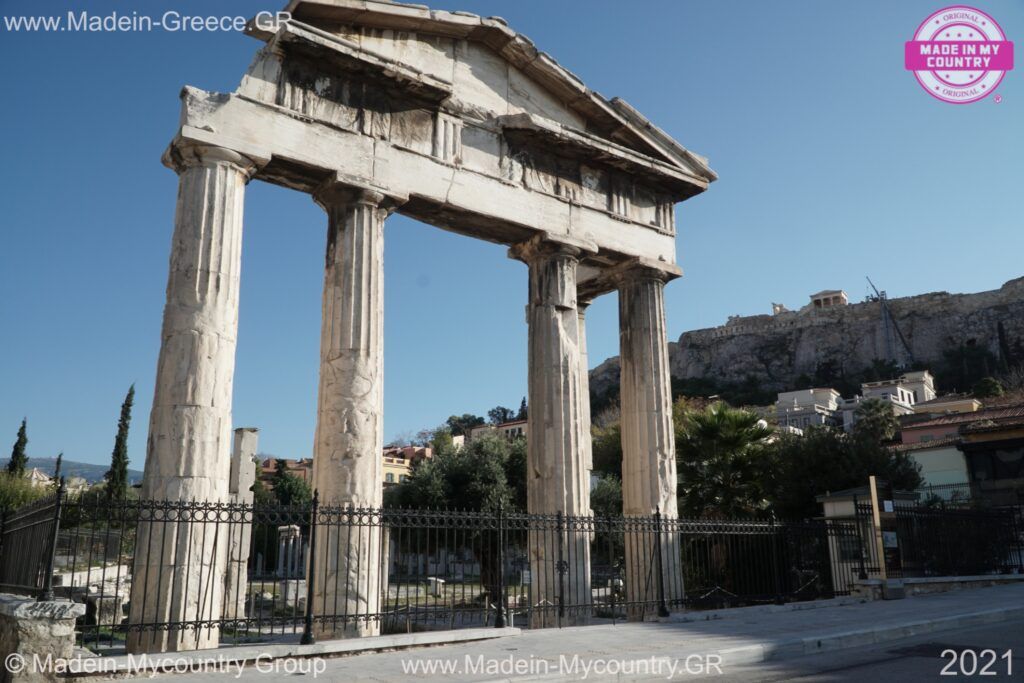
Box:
[905,6,1014,104]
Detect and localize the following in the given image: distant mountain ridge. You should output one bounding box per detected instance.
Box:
[25,457,143,485]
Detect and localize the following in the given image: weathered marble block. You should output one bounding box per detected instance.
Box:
[0,594,85,683]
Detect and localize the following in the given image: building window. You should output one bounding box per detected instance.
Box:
[400,474,408,483]
[385,473,394,483]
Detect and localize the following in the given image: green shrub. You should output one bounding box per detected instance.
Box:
[0,472,49,513]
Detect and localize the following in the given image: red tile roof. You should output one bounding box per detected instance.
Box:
[902,404,1024,430]
[961,417,1024,435]
[894,436,960,452]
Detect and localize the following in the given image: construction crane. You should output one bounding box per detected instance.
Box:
[866,276,914,368]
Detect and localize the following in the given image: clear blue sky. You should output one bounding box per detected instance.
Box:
[2,0,1022,468]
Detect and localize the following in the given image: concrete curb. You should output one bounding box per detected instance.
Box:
[82,627,520,676]
[478,605,1024,682]
[705,604,1024,671]
[659,596,870,624]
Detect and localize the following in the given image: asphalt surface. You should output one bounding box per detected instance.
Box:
[712,618,1024,682]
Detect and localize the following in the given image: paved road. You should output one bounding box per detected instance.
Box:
[125,585,1024,682]
[713,619,1024,682]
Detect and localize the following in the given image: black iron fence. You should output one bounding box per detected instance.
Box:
[916,482,1024,508]
[11,485,1016,653]
[0,488,62,599]
[854,500,1024,579]
[665,517,860,609]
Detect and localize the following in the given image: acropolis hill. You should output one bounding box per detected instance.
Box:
[590,277,1024,403]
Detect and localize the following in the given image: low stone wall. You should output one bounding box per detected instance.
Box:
[0,594,85,683]
[853,574,1024,600]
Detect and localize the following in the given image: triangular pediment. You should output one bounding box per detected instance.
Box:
[248,0,716,183]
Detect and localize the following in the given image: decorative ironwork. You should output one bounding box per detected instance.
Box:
[1,491,1017,652]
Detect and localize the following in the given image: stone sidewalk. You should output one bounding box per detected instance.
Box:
[129,584,1024,682]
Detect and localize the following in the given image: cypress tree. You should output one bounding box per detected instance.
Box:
[6,419,28,477]
[517,397,528,420]
[105,385,134,501]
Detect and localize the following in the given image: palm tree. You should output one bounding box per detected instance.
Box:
[853,398,898,443]
[675,403,773,518]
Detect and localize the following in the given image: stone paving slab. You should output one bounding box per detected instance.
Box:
[118,584,1024,682]
[99,627,519,675]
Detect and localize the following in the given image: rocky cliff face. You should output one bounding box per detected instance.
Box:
[590,277,1024,402]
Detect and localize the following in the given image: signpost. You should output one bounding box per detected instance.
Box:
[869,475,905,599]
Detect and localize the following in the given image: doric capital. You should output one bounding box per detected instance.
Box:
[508,233,598,266]
[162,139,260,179]
[312,173,406,214]
[611,258,683,288]
[577,258,681,301]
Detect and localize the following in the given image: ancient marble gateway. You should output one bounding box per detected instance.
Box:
[131,0,715,651]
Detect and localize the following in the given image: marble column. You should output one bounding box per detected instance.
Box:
[617,265,682,617]
[577,301,594,479]
[511,236,592,627]
[129,143,258,653]
[309,183,393,638]
[224,427,259,620]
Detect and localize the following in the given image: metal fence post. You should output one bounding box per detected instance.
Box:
[605,513,618,624]
[853,494,868,580]
[300,489,319,645]
[654,507,669,618]
[1010,503,1024,573]
[770,513,784,604]
[0,508,6,564]
[39,477,65,602]
[494,501,506,628]
[1018,506,1024,574]
[556,510,565,626]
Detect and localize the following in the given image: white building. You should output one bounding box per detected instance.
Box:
[809,290,848,309]
[775,388,841,430]
[843,370,938,430]
[467,419,528,442]
[26,468,53,488]
[778,371,940,434]
[862,370,936,406]
[839,392,914,431]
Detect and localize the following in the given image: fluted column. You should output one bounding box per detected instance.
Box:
[511,236,592,627]
[618,265,681,617]
[310,182,394,639]
[224,427,259,620]
[129,143,258,653]
[578,301,594,479]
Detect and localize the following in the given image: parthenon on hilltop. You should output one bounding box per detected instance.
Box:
[133,0,715,651]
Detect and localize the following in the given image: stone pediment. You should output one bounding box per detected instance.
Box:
[170,0,716,270]
[269,20,454,103]
[247,0,716,186]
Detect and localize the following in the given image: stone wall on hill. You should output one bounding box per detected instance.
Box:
[590,277,1024,404]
